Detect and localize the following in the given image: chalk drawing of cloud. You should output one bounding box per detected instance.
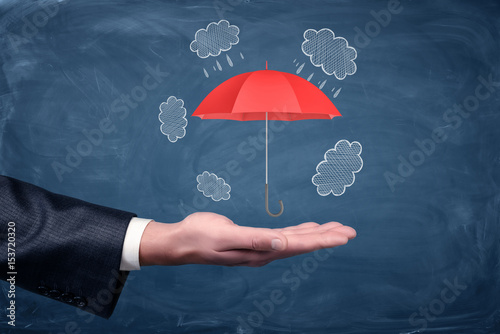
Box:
[190,20,240,58]
[158,96,188,143]
[197,171,231,201]
[312,140,363,196]
[302,28,357,80]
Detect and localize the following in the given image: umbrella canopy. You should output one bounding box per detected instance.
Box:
[192,69,341,121]
[192,64,341,217]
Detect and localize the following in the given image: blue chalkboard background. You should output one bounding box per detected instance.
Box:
[1,0,499,333]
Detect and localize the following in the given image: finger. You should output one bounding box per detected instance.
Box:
[216,225,356,265]
[332,225,357,239]
[275,229,355,258]
[286,224,355,238]
[281,222,344,235]
[218,226,356,265]
[273,222,319,233]
[216,225,288,252]
[282,221,342,230]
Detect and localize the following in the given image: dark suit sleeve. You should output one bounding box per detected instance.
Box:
[0,175,137,319]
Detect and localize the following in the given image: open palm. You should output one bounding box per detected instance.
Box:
[139,212,356,267]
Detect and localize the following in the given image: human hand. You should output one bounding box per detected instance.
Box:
[139,212,356,267]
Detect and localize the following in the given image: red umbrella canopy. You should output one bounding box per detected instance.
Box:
[192,69,341,121]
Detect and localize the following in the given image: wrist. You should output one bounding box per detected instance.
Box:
[139,220,186,266]
[138,220,159,266]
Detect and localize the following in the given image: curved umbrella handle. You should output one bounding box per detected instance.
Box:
[265,184,284,217]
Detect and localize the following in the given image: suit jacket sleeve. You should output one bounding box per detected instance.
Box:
[0,175,137,319]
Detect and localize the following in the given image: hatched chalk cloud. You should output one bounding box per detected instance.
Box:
[197,171,231,201]
[302,28,357,80]
[158,96,188,143]
[190,20,240,58]
[312,140,363,196]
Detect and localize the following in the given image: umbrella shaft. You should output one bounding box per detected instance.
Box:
[266,112,268,185]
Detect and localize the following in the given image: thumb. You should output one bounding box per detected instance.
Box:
[221,226,288,251]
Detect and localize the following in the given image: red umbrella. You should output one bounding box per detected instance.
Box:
[192,62,341,217]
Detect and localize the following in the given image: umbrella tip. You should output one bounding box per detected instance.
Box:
[266,60,268,70]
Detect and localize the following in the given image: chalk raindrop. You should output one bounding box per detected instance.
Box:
[296,62,304,74]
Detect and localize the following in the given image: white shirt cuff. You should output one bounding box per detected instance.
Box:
[120,217,153,271]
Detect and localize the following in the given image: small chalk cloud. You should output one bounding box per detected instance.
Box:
[197,171,231,201]
[190,20,240,58]
[158,96,188,143]
[312,140,363,196]
[302,28,357,80]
